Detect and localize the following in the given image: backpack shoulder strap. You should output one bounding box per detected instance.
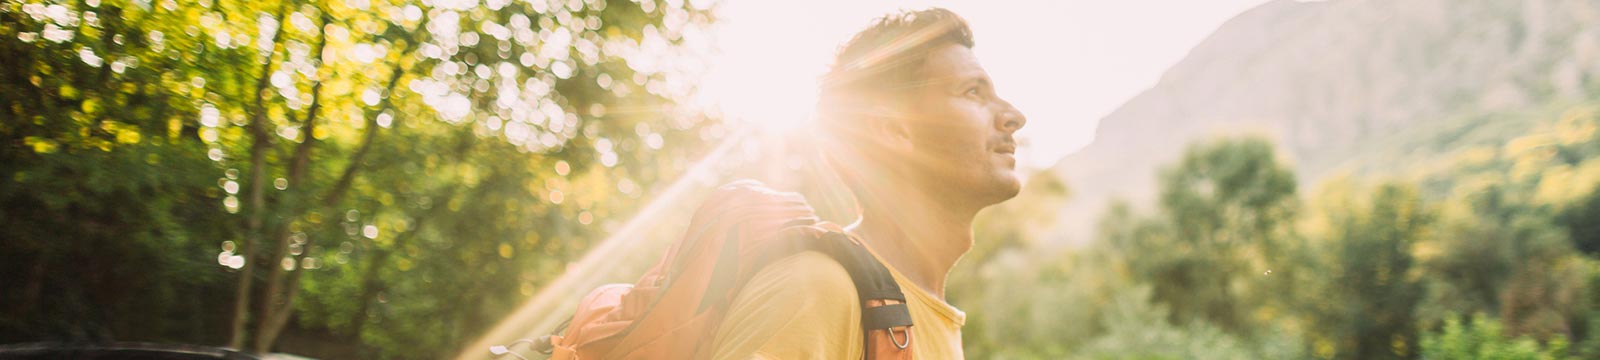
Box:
[533,182,913,360]
[746,226,914,359]
[819,231,915,360]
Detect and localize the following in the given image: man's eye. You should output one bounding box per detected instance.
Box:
[965,87,982,97]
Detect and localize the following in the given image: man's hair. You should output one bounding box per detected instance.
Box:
[816,8,974,138]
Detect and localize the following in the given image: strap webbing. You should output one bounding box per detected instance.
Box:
[714,227,915,341]
[813,231,907,304]
[862,303,913,330]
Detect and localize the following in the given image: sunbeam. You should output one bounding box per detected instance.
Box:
[455,126,755,360]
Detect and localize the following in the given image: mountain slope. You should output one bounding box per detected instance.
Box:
[1049,0,1600,244]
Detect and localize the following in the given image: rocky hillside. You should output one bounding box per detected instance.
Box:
[1049,0,1600,244]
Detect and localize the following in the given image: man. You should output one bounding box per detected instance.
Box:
[710,8,1027,359]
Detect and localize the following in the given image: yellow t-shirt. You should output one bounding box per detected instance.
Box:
[709,251,966,360]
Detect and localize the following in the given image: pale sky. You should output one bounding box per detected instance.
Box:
[696,0,1275,168]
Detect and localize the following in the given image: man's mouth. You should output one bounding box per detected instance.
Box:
[993,143,1017,168]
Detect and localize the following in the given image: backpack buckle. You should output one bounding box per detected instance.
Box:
[887,327,911,349]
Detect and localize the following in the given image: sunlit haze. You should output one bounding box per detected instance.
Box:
[698,0,1273,168]
[14,0,1600,359]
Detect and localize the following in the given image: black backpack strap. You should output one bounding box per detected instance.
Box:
[806,231,914,358]
[861,303,913,331]
[699,224,914,359]
[735,227,914,340]
[816,232,904,301]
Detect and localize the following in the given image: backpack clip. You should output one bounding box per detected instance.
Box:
[887,327,911,349]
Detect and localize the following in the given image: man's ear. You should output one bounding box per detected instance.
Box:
[866,105,914,153]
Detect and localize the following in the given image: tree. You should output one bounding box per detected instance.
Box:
[2,0,242,344]
[1423,185,1587,342]
[1109,137,1299,332]
[1,0,719,357]
[1303,183,1431,360]
[1560,187,1600,256]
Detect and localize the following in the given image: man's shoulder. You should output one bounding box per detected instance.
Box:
[742,250,859,302]
[713,251,864,360]
[723,251,861,327]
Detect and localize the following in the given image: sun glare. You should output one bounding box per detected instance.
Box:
[697,0,1271,167]
[694,1,861,133]
[463,0,1276,357]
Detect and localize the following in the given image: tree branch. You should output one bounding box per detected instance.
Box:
[320,64,402,208]
[254,11,331,353]
[318,18,428,207]
[254,13,432,352]
[229,2,290,350]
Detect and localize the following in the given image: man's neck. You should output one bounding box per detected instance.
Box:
[848,186,978,300]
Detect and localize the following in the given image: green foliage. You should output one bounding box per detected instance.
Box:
[964,126,1600,359]
[1078,286,1302,360]
[954,171,1092,358]
[1421,314,1572,360]
[1,0,256,343]
[955,249,1104,359]
[12,0,1600,358]
[1560,187,1600,256]
[1,0,718,358]
[1302,183,1430,359]
[961,137,1313,359]
[1110,137,1298,332]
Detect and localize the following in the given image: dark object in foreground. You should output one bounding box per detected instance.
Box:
[0,342,261,360]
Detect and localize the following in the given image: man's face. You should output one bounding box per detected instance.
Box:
[893,43,1027,209]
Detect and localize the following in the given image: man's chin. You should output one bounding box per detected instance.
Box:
[982,172,1024,204]
[998,177,1023,201]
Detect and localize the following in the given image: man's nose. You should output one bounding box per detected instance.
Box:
[994,101,1026,133]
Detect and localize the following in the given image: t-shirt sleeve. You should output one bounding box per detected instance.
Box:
[709,251,863,360]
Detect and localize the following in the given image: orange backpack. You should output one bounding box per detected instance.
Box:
[519,180,914,359]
